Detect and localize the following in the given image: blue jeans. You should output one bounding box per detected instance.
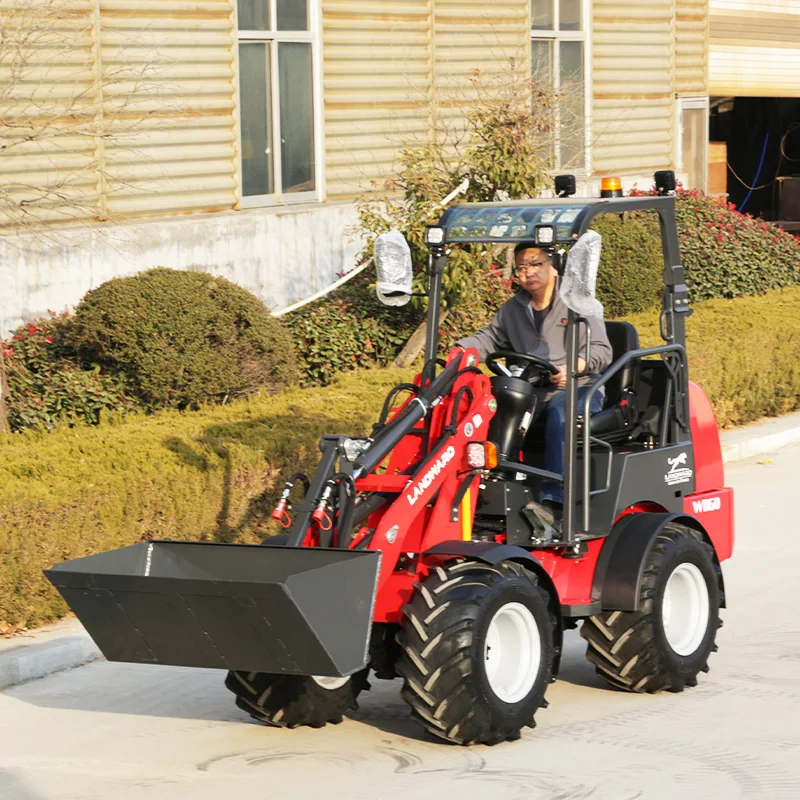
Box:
[540,387,605,506]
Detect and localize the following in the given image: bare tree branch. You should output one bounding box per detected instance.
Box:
[0,0,186,244]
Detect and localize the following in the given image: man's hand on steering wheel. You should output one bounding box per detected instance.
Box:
[485,351,560,385]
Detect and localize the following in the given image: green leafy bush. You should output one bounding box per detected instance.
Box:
[439,264,514,347]
[2,314,130,432]
[0,367,410,628]
[620,188,800,303]
[675,190,800,299]
[283,270,422,386]
[68,268,298,410]
[626,287,800,428]
[591,212,664,318]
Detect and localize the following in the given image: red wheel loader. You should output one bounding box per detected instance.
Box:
[46,172,734,746]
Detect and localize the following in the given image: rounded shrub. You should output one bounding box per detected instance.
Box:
[68,268,297,409]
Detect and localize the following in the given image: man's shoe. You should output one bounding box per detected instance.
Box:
[521,500,561,542]
[541,500,563,527]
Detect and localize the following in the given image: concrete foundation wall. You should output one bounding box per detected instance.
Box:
[0,202,362,338]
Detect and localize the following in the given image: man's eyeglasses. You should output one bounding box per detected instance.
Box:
[514,260,550,276]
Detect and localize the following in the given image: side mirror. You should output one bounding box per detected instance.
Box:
[558,230,603,317]
[375,230,413,306]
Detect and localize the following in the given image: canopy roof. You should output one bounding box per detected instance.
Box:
[437,196,672,245]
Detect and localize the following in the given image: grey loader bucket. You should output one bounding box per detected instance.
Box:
[44,542,380,678]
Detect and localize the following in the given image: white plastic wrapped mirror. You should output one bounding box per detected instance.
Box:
[558,230,604,317]
[375,230,413,306]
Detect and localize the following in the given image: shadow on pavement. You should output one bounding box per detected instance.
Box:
[552,630,618,692]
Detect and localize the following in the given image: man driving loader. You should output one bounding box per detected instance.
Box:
[456,242,612,522]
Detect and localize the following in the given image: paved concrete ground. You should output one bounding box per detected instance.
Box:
[1,444,799,799]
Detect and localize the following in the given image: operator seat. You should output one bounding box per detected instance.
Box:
[520,320,641,453]
[588,320,640,439]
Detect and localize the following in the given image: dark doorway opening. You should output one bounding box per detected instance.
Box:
[710,97,800,224]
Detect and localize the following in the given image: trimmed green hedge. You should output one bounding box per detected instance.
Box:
[3,288,800,629]
[0,368,410,628]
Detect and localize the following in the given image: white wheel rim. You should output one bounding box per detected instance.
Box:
[311,675,350,691]
[662,562,710,656]
[484,602,542,704]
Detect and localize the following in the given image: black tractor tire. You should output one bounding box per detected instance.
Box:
[225,669,370,729]
[397,560,557,746]
[581,523,722,693]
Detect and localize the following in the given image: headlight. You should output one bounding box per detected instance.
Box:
[465,442,498,470]
[425,226,446,245]
[466,442,486,469]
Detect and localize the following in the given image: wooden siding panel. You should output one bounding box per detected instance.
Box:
[710,1,800,95]
[592,0,676,176]
[322,0,529,200]
[676,0,708,95]
[0,1,99,228]
[99,0,237,217]
[322,0,430,199]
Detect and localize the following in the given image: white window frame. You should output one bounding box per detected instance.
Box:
[234,0,325,208]
[677,96,709,192]
[531,0,592,174]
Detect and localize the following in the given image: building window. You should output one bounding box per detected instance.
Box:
[237,0,320,204]
[531,0,588,170]
[678,97,709,193]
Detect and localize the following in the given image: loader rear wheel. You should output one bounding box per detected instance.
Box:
[397,560,556,746]
[581,523,721,693]
[225,669,370,729]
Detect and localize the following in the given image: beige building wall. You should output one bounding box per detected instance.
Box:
[0,0,238,229]
[321,0,530,201]
[591,0,709,180]
[592,0,675,176]
[710,0,800,96]
[677,0,709,95]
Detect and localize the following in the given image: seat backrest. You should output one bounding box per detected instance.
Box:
[603,321,640,406]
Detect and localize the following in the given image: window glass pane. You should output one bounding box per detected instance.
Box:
[559,0,581,31]
[238,0,270,30]
[531,40,555,165]
[278,42,315,193]
[239,43,274,196]
[682,107,708,192]
[277,0,309,31]
[559,41,585,168]
[531,0,554,30]
[531,39,553,85]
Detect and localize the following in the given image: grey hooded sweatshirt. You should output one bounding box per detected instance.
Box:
[455,289,613,398]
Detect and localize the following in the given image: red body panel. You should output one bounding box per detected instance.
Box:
[688,381,725,491]
[345,354,734,624]
[685,381,735,561]
[532,539,604,607]
[683,487,734,561]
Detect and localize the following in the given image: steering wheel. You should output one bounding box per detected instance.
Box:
[485,351,560,384]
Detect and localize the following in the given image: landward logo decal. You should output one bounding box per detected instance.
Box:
[665,452,693,486]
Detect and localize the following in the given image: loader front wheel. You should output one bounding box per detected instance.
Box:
[397,560,556,745]
[225,669,370,729]
[581,523,721,693]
